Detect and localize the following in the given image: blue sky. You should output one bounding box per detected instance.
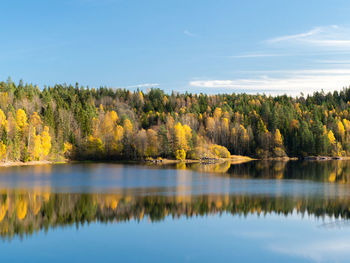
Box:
[2,0,350,95]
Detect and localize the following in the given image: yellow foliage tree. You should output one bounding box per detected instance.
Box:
[63,142,73,155]
[175,149,186,160]
[328,130,336,144]
[30,112,42,129]
[343,119,350,132]
[0,109,7,128]
[110,111,119,123]
[174,122,189,152]
[0,141,6,161]
[274,129,283,146]
[41,126,51,158]
[213,107,222,119]
[101,112,116,135]
[146,129,158,157]
[32,133,43,160]
[123,119,133,135]
[337,120,345,139]
[113,125,124,153]
[16,109,28,131]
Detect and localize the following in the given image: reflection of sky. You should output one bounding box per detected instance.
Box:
[1,212,350,262]
[1,163,350,262]
[0,163,350,199]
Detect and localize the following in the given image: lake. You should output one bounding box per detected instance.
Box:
[1,160,350,262]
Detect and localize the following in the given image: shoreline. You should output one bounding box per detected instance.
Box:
[0,160,67,167]
[0,155,349,168]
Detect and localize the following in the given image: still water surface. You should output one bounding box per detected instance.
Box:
[1,161,350,262]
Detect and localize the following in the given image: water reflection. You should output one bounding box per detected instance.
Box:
[1,188,350,239]
[171,160,350,183]
[1,161,350,240]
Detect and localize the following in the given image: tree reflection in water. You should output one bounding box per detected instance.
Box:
[1,188,350,240]
[1,160,350,239]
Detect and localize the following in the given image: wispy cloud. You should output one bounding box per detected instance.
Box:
[267,27,323,43]
[230,53,288,58]
[189,69,350,95]
[124,83,160,89]
[266,25,350,48]
[184,30,197,37]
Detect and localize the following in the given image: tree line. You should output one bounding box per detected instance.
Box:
[1,78,350,161]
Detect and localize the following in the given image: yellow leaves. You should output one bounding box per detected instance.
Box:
[210,144,231,158]
[16,199,28,220]
[323,125,328,135]
[183,124,192,140]
[31,126,51,160]
[101,110,119,136]
[274,129,283,146]
[88,135,104,153]
[239,125,249,141]
[205,117,215,134]
[146,129,158,157]
[337,120,345,139]
[231,127,236,136]
[259,120,268,133]
[29,112,42,128]
[0,109,7,128]
[180,107,186,114]
[0,200,7,222]
[16,109,28,131]
[221,118,229,133]
[101,112,116,135]
[213,107,222,119]
[0,141,6,161]
[32,133,43,160]
[0,92,9,108]
[328,130,336,144]
[91,117,100,137]
[110,111,119,123]
[175,149,186,160]
[123,119,133,135]
[343,119,350,132]
[41,126,51,157]
[114,125,124,141]
[174,122,191,152]
[99,104,104,112]
[63,142,73,154]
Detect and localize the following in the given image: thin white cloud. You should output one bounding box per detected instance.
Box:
[230,53,288,58]
[266,25,350,49]
[184,30,197,37]
[125,83,160,89]
[313,59,350,64]
[267,27,322,43]
[189,69,350,95]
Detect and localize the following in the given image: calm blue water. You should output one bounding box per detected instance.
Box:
[0,161,350,262]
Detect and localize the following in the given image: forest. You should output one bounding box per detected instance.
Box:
[0,78,350,162]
